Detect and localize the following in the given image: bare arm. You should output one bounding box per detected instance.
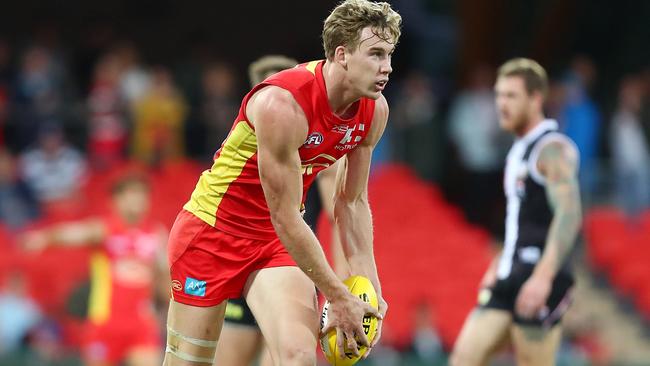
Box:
[316,161,339,219]
[515,140,581,318]
[333,96,389,352]
[250,86,349,301]
[334,95,388,296]
[533,141,582,279]
[22,219,106,251]
[316,160,350,279]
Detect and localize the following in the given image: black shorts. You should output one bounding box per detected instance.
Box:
[303,183,323,232]
[479,263,574,327]
[224,297,258,327]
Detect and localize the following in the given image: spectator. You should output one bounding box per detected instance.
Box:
[0,306,83,366]
[0,148,39,229]
[410,301,443,363]
[19,123,87,203]
[200,62,239,157]
[391,70,441,179]
[86,53,128,169]
[559,56,602,199]
[0,39,11,147]
[131,66,187,165]
[23,319,71,366]
[546,80,567,121]
[0,270,42,355]
[113,42,151,106]
[448,64,509,233]
[610,75,650,218]
[12,45,67,151]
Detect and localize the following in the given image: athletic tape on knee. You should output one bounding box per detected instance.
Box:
[165,346,215,364]
[166,326,217,364]
[167,326,218,347]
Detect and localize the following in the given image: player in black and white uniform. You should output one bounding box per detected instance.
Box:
[451,58,582,366]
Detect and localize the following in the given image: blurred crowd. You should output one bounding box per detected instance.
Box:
[0,24,648,365]
[388,57,650,237]
[0,32,648,233]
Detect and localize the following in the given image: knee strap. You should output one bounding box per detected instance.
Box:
[166,326,217,364]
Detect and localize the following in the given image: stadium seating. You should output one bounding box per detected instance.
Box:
[584,207,650,320]
[5,161,495,351]
[319,164,492,350]
[17,161,650,351]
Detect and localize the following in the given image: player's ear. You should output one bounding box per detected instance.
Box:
[531,90,544,111]
[334,46,347,68]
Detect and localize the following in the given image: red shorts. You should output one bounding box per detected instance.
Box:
[82,315,160,364]
[168,209,296,307]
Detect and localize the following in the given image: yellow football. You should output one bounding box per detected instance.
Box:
[320,276,379,366]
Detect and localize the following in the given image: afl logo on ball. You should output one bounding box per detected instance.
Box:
[171,280,183,292]
[303,132,323,148]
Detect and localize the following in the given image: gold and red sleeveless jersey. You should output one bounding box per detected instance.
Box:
[183,60,376,240]
[88,214,162,324]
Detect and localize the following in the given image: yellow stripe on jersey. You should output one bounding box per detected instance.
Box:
[305,60,320,75]
[183,121,258,226]
[88,252,111,324]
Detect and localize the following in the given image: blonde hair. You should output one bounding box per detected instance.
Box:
[248,55,298,86]
[322,0,402,60]
[498,58,549,98]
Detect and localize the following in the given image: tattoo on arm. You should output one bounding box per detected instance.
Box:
[539,142,582,272]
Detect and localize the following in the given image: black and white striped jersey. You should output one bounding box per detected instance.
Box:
[496,119,579,279]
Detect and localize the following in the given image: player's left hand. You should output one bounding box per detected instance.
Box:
[362,296,388,359]
[515,274,552,319]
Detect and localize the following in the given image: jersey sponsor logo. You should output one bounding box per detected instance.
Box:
[336,123,365,151]
[184,277,207,297]
[339,125,356,145]
[303,132,324,148]
[331,124,349,134]
[335,144,358,151]
[171,279,183,292]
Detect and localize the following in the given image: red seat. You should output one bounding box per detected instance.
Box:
[364,164,494,349]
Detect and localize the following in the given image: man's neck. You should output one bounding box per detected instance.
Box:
[516,114,545,137]
[322,60,361,118]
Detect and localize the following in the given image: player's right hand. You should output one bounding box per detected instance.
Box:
[20,231,49,252]
[320,291,382,358]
